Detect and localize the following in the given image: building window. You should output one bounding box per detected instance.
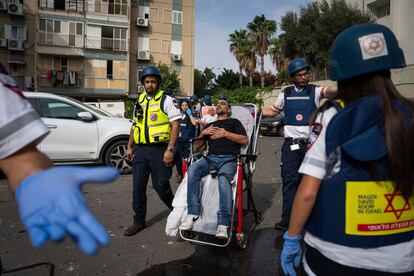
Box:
[4,25,26,41]
[367,0,390,18]
[39,0,83,11]
[107,60,113,79]
[172,10,183,25]
[10,63,25,77]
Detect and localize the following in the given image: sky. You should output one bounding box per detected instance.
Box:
[195,0,311,75]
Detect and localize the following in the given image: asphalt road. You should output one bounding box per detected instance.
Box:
[0,136,286,275]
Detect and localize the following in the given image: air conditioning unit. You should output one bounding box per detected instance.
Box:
[0,0,7,10]
[8,3,23,15]
[138,50,150,60]
[8,39,23,51]
[137,17,149,27]
[172,54,182,62]
[137,85,145,93]
[0,38,7,47]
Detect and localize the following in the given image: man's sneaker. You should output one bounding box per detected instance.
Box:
[215,225,228,239]
[179,214,198,230]
[274,220,289,231]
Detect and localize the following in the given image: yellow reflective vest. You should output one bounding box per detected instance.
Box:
[133,90,171,144]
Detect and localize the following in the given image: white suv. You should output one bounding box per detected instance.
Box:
[24,92,133,174]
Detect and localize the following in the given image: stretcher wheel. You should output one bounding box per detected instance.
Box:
[236,233,247,250]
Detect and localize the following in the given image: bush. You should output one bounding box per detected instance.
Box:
[216,86,272,106]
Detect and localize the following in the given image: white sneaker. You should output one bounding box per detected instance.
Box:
[215,225,228,239]
[179,215,198,230]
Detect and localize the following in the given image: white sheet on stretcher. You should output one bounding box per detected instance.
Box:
[165,172,230,236]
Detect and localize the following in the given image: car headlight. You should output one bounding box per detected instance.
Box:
[272,121,280,126]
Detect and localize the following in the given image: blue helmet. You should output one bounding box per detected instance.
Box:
[190,94,198,102]
[329,24,406,81]
[203,95,211,103]
[140,66,162,84]
[288,58,310,76]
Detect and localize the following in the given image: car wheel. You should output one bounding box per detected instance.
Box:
[277,126,284,137]
[104,140,132,174]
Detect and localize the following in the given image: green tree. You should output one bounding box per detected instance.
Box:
[240,35,256,88]
[268,37,283,85]
[229,29,249,86]
[215,68,240,90]
[157,63,180,95]
[247,15,277,88]
[193,67,216,96]
[279,0,373,75]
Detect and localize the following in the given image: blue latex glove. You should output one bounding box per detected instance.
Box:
[185,108,192,116]
[15,166,119,255]
[281,231,302,276]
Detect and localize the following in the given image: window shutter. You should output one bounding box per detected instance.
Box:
[4,25,11,40]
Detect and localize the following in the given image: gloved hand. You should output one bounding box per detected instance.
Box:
[185,108,192,117]
[280,231,302,276]
[15,166,119,255]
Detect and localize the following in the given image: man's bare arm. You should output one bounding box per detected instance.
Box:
[0,143,52,193]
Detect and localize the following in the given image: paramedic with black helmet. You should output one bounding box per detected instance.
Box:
[125,66,180,236]
[0,63,119,255]
[281,23,414,275]
[263,58,337,231]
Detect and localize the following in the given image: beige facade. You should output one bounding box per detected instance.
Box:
[129,0,195,97]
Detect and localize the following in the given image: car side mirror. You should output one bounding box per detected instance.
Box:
[77,111,94,121]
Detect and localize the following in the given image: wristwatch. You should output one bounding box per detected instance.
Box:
[167,147,175,153]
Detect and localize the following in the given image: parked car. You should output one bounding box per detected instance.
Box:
[259,112,285,136]
[24,92,133,174]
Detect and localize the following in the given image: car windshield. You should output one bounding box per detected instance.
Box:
[60,96,114,117]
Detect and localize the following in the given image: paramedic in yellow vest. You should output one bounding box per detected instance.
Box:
[124,66,181,236]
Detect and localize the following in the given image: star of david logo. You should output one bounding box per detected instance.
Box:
[383,192,411,220]
[368,38,381,52]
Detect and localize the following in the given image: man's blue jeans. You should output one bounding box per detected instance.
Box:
[187,154,237,226]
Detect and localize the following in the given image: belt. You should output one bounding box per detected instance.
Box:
[285,137,308,144]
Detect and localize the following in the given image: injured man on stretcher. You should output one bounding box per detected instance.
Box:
[168,97,248,239]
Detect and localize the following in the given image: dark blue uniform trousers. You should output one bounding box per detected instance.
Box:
[132,144,174,225]
[280,139,307,225]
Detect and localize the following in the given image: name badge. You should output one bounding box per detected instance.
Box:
[290,144,300,151]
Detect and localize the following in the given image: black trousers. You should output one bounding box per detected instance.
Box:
[175,140,191,177]
[132,144,174,224]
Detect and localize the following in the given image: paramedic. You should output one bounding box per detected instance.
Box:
[281,23,414,275]
[125,66,181,236]
[263,58,337,231]
[0,63,119,255]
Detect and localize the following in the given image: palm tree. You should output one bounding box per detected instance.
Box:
[247,15,277,88]
[268,37,283,84]
[240,36,256,87]
[229,29,249,86]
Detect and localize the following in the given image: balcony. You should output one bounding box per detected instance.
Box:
[38,32,84,48]
[87,37,127,51]
[87,0,128,16]
[38,68,83,88]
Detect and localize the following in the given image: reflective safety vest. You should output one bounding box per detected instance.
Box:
[305,95,414,248]
[284,84,317,126]
[133,90,170,144]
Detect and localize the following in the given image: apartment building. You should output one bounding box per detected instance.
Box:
[129,0,195,97]
[0,0,195,99]
[314,0,414,96]
[0,0,34,89]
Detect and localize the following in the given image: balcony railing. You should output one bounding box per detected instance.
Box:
[87,0,128,16]
[38,32,84,48]
[87,37,127,51]
[38,69,83,88]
